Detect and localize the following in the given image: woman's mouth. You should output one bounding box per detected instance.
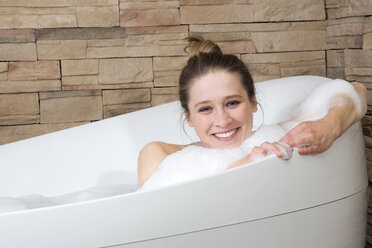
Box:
[213,128,238,140]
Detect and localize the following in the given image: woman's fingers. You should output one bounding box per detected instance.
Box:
[274,142,293,160]
[259,142,283,158]
[280,121,316,148]
[256,142,293,160]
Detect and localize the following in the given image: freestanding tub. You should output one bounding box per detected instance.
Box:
[0,76,367,248]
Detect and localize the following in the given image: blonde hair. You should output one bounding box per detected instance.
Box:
[184,36,222,58]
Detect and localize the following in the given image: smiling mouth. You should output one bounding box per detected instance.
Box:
[213,128,238,139]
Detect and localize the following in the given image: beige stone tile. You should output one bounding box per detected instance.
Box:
[104,102,151,118]
[251,30,326,52]
[61,59,99,76]
[87,39,126,47]
[0,93,38,115]
[327,17,364,37]
[190,31,251,42]
[0,80,61,93]
[345,49,372,68]
[87,32,187,58]
[0,62,8,73]
[0,13,77,29]
[120,9,180,27]
[62,82,153,91]
[0,122,86,145]
[0,115,39,125]
[0,72,7,81]
[151,87,179,106]
[0,0,117,7]
[218,41,256,54]
[153,56,188,71]
[0,6,75,15]
[0,43,36,61]
[103,88,151,105]
[242,51,325,64]
[365,17,372,34]
[325,0,339,9]
[37,40,87,60]
[76,6,119,27]
[243,51,325,81]
[345,68,372,77]
[151,87,179,95]
[125,25,188,35]
[120,1,179,9]
[364,33,372,50]
[151,94,179,106]
[154,71,180,87]
[62,75,99,86]
[326,50,345,68]
[190,23,288,33]
[39,90,101,100]
[180,0,254,4]
[8,61,60,80]
[327,35,363,49]
[253,0,325,21]
[181,0,324,24]
[280,63,326,78]
[36,27,126,40]
[99,58,153,84]
[327,68,345,80]
[0,29,35,43]
[346,76,372,84]
[180,5,254,24]
[327,0,372,19]
[40,95,102,123]
[247,64,280,79]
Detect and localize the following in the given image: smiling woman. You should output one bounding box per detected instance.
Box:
[185,71,257,149]
[137,36,367,190]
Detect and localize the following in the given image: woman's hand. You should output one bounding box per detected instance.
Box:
[280,81,367,155]
[227,142,293,169]
[280,118,338,155]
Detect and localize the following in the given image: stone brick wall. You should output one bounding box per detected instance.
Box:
[0,0,329,144]
[0,0,371,246]
[325,1,372,247]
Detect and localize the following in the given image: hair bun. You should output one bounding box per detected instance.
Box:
[184,36,222,58]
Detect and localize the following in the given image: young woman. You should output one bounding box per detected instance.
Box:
[137,36,367,190]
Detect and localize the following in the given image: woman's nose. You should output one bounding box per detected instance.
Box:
[215,109,232,127]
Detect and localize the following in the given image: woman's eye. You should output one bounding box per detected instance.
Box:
[199,106,212,113]
[226,100,240,107]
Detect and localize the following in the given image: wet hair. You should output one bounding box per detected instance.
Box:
[179,36,255,114]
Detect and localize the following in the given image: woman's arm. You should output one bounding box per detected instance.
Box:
[137,142,187,188]
[280,82,367,155]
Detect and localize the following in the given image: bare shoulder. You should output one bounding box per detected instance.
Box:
[137,141,188,187]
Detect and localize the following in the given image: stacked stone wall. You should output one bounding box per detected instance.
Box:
[0,0,328,144]
[1,0,372,246]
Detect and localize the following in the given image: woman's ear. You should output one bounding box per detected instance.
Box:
[251,96,258,113]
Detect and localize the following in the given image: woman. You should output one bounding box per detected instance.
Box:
[137,37,367,189]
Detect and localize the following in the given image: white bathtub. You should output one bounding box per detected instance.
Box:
[0,76,367,248]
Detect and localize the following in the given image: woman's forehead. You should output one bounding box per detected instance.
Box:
[188,71,247,102]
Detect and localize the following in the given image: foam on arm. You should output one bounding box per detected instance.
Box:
[280,79,364,132]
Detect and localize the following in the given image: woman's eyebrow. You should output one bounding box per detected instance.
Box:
[194,100,210,108]
[225,94,242,99]
[194,95,243,108]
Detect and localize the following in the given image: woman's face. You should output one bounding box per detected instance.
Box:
[186,70,257,149]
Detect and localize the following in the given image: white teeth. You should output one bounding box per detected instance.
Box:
[215,129,236,138]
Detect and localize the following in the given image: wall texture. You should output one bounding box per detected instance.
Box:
[0,0,371,245]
